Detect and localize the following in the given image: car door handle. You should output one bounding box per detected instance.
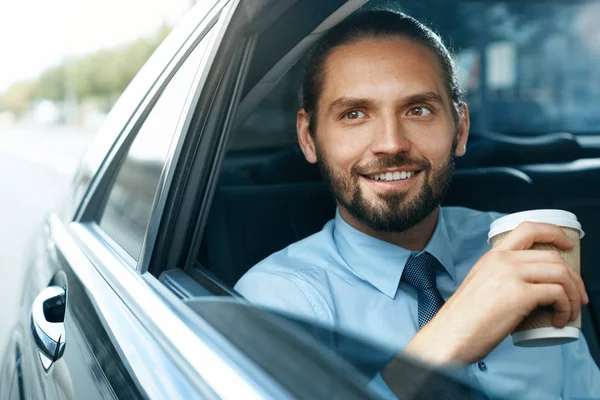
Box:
[30,286,66,369]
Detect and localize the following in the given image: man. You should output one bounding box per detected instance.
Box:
[235,10,600,399]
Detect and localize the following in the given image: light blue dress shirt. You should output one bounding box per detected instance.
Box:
[235,207,600,399]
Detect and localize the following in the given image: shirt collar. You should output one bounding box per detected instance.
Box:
[332,208,456,299]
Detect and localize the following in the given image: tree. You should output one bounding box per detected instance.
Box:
[38,64,68,102]
[3,24,172,108]
[0,80,39,116]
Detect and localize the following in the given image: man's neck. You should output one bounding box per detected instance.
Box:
[338,207,440,252]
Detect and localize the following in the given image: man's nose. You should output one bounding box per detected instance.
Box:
[369,116,411,155]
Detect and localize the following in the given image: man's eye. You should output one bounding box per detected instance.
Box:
[407,107,432,117]
[344,110,367,120]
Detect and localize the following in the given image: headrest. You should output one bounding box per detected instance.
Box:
[457,131,581,169]
[443,167,547,213]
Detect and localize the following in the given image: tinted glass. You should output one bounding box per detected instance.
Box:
[99,33,212,259]
[185,299,497,400]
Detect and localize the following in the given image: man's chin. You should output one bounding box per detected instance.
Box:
[357,204,434,233]
[361,184,413,207]
[346,186,438,233]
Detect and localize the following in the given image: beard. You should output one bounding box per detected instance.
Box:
[316,139,457,233]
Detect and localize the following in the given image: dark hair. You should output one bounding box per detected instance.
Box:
[300,9,465,134]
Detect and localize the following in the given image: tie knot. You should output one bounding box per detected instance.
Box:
[402,252,440,292]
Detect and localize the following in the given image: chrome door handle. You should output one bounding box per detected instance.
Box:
[30,286,66,369]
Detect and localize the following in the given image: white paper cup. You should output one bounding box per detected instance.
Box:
[488,210,585,347]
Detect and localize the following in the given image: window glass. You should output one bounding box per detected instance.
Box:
[99,32,212,260]
[231,0,600,150]
[186,299,493,400]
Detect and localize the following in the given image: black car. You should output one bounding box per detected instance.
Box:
[2,0,600,399]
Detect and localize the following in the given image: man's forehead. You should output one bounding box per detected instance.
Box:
[319,36,448,105]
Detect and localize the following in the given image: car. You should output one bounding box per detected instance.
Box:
[2,0,600,399]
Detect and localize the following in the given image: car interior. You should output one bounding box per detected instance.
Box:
[157,0,600,369]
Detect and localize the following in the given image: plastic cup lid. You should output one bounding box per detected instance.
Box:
[488,209,585,242]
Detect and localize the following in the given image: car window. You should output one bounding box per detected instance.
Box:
[98,31,213,260]
[189,1,600,398]
[182,297,496,399]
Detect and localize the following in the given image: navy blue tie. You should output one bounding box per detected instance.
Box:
[402,252,471,400]
[402,252,446,329]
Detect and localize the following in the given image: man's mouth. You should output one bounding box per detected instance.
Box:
[363,169,421,182]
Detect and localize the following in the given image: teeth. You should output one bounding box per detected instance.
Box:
[369,171,416,181]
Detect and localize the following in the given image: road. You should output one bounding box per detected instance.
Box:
[0,125,94,359]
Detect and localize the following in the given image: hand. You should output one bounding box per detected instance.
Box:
[402,221,588,366]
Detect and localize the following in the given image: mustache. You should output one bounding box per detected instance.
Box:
[353,154,430,175]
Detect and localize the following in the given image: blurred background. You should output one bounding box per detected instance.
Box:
[0,0,198,358]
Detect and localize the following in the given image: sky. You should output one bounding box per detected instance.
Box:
[0,0,194,92]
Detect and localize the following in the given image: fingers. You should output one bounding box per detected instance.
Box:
[518,262,581,321]
[493,222,574,252]
[569,263,590,305]
[530,284,572,328]
[507,249,589,306]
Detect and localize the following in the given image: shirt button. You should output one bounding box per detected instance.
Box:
[477,361,487,371]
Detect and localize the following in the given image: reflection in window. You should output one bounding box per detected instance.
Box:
[99,33,211,260]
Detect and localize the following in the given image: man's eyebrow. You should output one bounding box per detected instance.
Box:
[327,97,376,114]
[326,92,446,114]
[402,91,445,106]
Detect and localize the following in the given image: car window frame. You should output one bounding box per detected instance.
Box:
[74,0,224,271]
[93,24,219,265]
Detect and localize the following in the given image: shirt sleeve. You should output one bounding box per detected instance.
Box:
[561,331,600,398]
[234,269,326,324]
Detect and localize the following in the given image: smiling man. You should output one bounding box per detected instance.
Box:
[235,10,600,399]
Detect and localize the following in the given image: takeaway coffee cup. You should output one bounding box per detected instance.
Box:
[488,210,585,347]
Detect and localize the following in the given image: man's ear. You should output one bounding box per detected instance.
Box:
[454,103,470,157]
[297,108,318,164]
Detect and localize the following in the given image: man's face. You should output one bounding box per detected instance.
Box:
[297,36,469,233]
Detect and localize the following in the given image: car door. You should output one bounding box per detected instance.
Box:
[14,1,238,399]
